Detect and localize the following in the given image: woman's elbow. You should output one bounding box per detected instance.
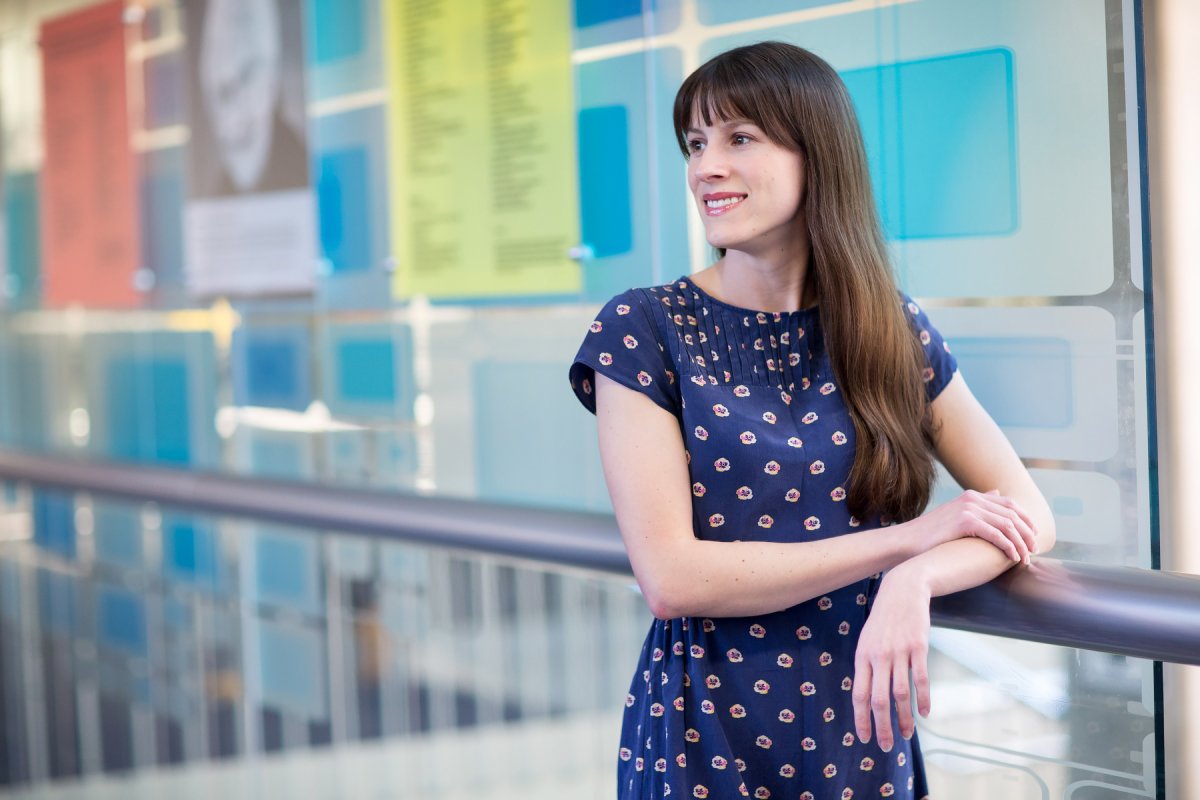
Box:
[1035,510,1057,555]
[637,571,693,620]
[640,579,683,620]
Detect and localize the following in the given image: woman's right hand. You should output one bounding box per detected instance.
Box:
[898,489,1039,563]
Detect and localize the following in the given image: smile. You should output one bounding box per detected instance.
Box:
[703,194,747,215]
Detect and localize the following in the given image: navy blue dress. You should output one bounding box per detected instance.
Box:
[570,277,956,800]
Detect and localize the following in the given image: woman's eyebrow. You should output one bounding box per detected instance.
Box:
[687,118,757,133]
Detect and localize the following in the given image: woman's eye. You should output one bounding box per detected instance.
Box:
[688,139,705,153]
[732,134,751,146]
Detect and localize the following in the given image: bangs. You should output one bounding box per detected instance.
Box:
[672,47,798,156]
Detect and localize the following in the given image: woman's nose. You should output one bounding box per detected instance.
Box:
[692,146,729,182]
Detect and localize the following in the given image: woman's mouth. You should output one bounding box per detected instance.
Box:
[703,193,747,215]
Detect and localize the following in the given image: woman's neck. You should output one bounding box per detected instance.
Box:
[693,248,815,313]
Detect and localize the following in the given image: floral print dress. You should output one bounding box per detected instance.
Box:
[569,277,957,800]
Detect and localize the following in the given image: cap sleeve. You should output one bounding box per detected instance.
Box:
[569,289,679,416]
[901,294,958,402]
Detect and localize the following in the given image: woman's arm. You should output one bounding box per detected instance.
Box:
[595,372,1037,619]
[852,371,1057,751]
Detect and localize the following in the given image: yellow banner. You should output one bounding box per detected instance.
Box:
[384,0,580,300]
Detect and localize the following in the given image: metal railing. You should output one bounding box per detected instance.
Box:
[1,447,1197,666]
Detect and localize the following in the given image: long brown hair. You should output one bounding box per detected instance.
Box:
[673,41,935,522]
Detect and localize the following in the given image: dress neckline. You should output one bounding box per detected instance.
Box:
[677,274,819,320]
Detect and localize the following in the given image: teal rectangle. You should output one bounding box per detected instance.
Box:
[311,107,392,309]
[3,171,41,309]
[107,357,192,464]
[337,339,396,402]
[308,0,364,63]
[324,323,416,420]
[842,48,1018,239]
[578,106,633,258]
[162,515,223,589]
[317,147,372,272]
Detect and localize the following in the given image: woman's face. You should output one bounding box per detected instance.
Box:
[684,113,806,256]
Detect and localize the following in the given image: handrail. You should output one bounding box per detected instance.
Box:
[1,448,1198,665]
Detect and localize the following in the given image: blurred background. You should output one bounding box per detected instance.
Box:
[0,0,1187,797]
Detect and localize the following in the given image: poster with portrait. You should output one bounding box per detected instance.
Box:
[183,0,316,297]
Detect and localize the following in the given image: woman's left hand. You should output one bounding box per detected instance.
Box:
[852,566,932,752]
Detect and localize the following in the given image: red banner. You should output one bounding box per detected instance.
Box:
[39,0,140,308]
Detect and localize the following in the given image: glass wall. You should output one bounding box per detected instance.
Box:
[0,0,1158,797]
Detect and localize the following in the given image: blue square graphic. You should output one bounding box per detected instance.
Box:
[338,339,396,402]
[843,48,1018,239]
[107,357,192,465]
[317,147,372,272]
[575,0,641,27]
[308,0,364,63]
[163,515,222,588]
[578,106,633,259]
[232,326,312,412]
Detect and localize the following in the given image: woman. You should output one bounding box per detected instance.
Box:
[569,42,1054,800]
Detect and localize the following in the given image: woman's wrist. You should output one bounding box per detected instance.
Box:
[880,559,934,601]
[891,517,934,564]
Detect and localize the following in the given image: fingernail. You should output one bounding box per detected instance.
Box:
[1024,554,1032,566]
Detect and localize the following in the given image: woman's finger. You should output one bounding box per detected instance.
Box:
[912,650,931,718]
[892,659,914,740]
[976,507,1033,563]
[852,657,873,744]
[978,491,1039,553]
[871,659,894,752]
[962,509,1020,561]
[990,494,1041,553]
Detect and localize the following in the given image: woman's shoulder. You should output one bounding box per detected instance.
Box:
[593,279,694,333]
